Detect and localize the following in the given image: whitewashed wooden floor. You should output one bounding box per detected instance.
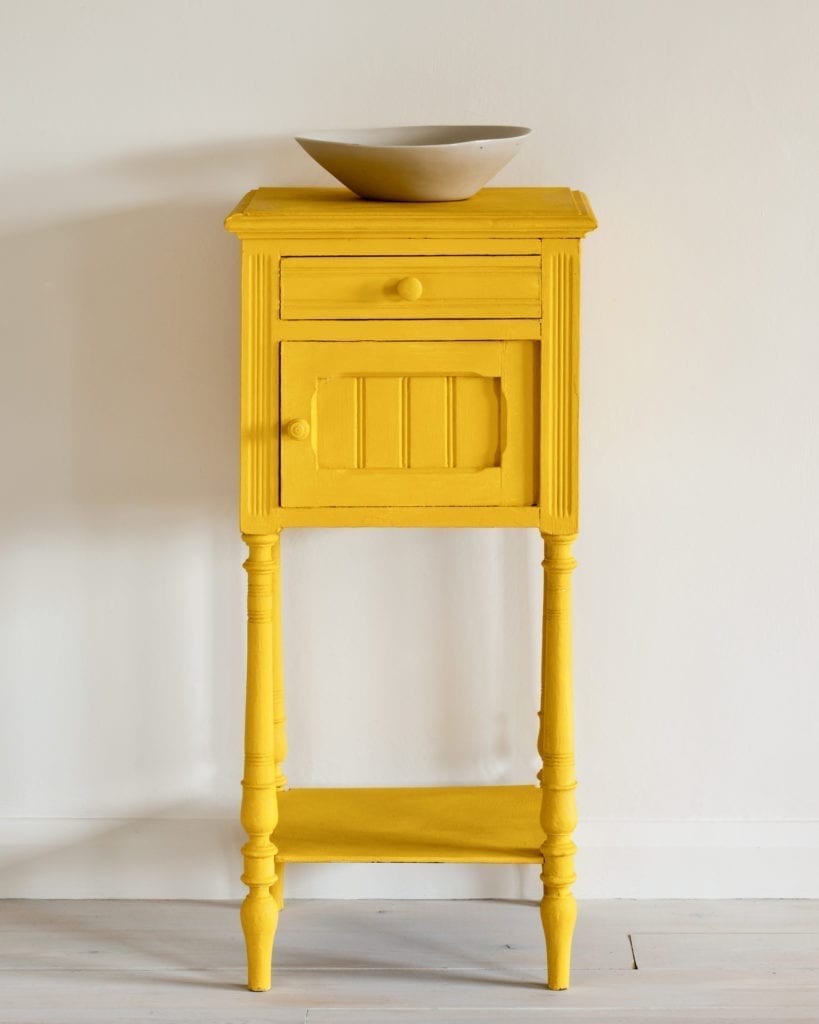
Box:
[1,899,817,1022]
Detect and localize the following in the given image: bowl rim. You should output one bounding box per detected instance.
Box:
[295,125,532,150]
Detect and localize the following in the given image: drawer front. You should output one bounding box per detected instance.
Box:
[280,340,537,508]
[280,256,541,319]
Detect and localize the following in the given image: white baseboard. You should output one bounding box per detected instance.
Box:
[2,817,817,899]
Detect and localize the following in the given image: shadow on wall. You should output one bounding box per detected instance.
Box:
[0,138,306,828]
[0,809,540,902]
[1,136,312,520]
[6,202,238,509]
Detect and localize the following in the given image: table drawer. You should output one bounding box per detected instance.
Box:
[280,339,537,508]
[280,256,541,319]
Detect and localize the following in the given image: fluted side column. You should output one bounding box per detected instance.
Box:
[538,533,578,990]
[240,532,281,991]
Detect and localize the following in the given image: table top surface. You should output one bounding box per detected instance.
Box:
[225,187,597,239]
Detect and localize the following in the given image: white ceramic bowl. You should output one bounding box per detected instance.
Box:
[295,125,531,202]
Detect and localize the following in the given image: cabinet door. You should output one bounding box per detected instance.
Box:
[280,340,537,508]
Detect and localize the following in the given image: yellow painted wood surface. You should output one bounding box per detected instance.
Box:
[239,244,279,533]
[539,534,579,990]
[278,318,539,341]
[226,188,597,532]
[280,340,536,508]
[272,506,541,529]
[278,236,541,256]
[540,241,581,534]
[273,786,544,863]
[240,534,282,991]
[225,186,597,239]
[281,255,540,319]
[225,186,597,992]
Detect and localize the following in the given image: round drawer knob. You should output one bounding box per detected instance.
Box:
[396,276,423,301]
[286,419,310,441]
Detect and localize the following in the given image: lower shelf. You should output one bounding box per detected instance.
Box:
[274,785,544,864]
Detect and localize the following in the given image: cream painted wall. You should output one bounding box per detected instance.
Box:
[1,0,818,899]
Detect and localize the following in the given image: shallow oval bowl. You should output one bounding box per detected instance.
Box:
[295,125,532,202]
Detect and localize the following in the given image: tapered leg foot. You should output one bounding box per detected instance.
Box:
[271,861,285,911]
[241,889,278,992]
[540,892,577,990]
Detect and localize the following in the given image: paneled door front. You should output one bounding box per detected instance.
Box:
[280,340,538,508]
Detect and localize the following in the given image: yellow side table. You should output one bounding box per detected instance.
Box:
[225,187,597,992]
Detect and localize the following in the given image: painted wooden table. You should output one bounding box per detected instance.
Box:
[224,187,597,992]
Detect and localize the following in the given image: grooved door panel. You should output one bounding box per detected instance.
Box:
[280,341,537,508]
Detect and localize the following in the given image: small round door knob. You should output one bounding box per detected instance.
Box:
[286,419,310,441]
[396,276,423,301]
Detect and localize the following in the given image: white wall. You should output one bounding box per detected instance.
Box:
[2,0,818,900]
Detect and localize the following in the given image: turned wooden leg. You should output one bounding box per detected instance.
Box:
[270,528,287,912]
[240,532,282,992]
[538,533,578,991]
[271,537,288,792]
